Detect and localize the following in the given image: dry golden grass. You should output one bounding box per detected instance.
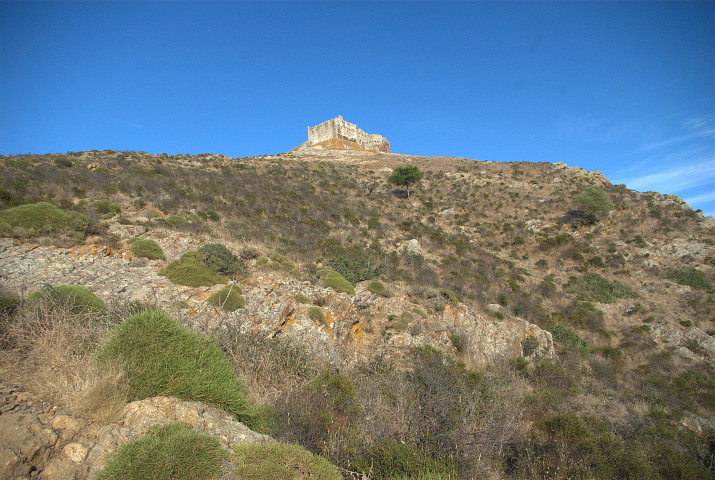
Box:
[0,296,129,421]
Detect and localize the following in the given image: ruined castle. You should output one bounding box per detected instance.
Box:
[293,116,390,153]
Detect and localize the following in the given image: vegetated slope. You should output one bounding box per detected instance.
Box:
[0,149,713,479]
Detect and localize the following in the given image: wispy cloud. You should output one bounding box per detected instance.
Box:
[684,191,715,206]
[636,114,715,152]
[555,114,641,143]
[620,158,714,193]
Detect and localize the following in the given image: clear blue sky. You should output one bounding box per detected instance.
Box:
[1,1,713,216]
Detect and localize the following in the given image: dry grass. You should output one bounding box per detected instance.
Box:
[0,295,129,421]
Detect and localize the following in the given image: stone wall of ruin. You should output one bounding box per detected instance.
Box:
[307,116,390,152]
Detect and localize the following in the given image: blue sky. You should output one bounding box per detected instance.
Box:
[1,1,713,216]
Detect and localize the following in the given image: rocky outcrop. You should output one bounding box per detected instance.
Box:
[650,323,715,366]
[0,225,555,372]
[0,382,271,480]
[441,304,554,364]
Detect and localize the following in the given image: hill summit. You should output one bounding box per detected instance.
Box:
[0,148,713,479]
[292,115,390,152]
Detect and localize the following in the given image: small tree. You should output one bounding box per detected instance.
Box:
[388,165,423,198]
[569,186,613,226]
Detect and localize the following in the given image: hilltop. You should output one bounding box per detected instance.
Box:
[0,148,713,479]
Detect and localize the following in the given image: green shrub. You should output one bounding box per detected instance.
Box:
[159,251,228,287]
[308,306,327,326]
[256,253,300,276]
[92,198,121,216]
[317,269,355,295]
[129,238,164,260]
[567,272,638,303]
[0,222,13,237]
[207,285,245,312]
[0,202,98,241]
[326,254,384,285]
[667,267,713,291]
[53,156,74,168]
[355,440,455,480]
[449,332,466,352]
[97,310,257,426]
[28,284,105,314]
[440,288,459,305]
[96,423,224,480]
[389,312,414,332]
[550,325,589,356]
[200,243,244,276]
[572,185,613,222]
[0,295,20,317]
[295,293,311,304]
[165,215,189,227]
[367,280,387,296]
[232,442,342,480]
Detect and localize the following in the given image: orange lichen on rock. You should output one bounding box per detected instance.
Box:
[350,323,364,349]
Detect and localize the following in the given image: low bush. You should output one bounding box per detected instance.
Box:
[317,269,355,295]
[200,243,245,276]
[449,331,466,352]
[215,325,323,408]
[354,440,455,480]
[54,156,74,168]
[549,325,589,356]
[295,293,311,304]
[28,284,106,314]
[232,442,342,480]
[207,285,245,312]
[440,288,459,305]
[667,267,713,291]
[0,202,98,242]
[367,280,387,296]
[159,250,228,287]
[96,423,224,480]
[388,312,414,332]
[326,254,384,285]
[285,369,359,454]
[566,272,638,303]
[0,294,20,318]
[165,215,189,227]
[129,238,165,260]
[97,310,257,427]
[92,198,121,216]
[256,253,300,276]
[307,306,327,326]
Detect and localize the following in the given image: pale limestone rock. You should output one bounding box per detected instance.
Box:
[404,239,423,256]
[62,443,88,463]
[442,304,554,365]
[659,238,712,261]
[675,346,701,362]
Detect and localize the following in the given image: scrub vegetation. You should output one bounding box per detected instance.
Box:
[0,150,713,479]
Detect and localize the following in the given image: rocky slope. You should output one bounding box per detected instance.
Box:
[0,148,713,478]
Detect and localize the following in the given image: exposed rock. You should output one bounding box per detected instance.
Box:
[681,414,715,434]
[659,238,712,261]
[0,381,272,480]
[675,346,702,362]
[441,304,554,364]
[403,239,423,256]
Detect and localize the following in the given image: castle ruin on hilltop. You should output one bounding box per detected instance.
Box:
[292,116,390,153]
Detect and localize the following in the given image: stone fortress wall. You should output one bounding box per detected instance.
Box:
[305,116,390,153]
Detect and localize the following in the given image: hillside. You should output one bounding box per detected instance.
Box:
[0,149,713,479]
